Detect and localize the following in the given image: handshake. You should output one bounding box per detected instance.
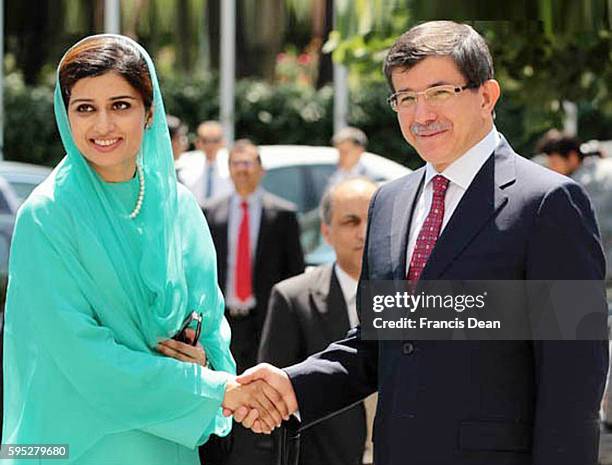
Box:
[155,333,296,433]
[221,363,299,433]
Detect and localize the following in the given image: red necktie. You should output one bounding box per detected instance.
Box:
[406,175,449,282]
[235,200,252,302]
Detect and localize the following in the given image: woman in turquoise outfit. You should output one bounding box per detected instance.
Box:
[2,35,285,464]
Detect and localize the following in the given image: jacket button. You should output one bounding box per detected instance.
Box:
[402,342,415,355]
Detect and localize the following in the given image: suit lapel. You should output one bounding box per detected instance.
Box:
[310,265,351,335]
[421,139,516,279]
[391,169,426,279]
[254,193,274,273]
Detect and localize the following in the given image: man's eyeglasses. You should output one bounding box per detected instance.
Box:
[387,83,480,112]
[230,160,258,168]
[199,136,223,144]
[172,311,203,346]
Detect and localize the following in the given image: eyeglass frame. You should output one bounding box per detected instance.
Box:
[387,82,481,112]
[198,136,223,144]
[172,311,203,346]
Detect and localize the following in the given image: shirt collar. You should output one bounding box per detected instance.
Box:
[424,127,500,190]
[231,187,263,206]
[334,263,358,303]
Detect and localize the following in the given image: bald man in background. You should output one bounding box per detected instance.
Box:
[259,178,378,465]
[176,120,233,205]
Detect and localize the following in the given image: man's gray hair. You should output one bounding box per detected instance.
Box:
[320,176,377,225]
[331,127,368,148]
[383,20,494,92]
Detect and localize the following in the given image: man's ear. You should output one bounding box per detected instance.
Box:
[569,151,582,171]
[480,79,501,115]
[321,222,332,246]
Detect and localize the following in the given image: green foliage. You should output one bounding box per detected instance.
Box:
[325,0,612,147]
[4,72,62,165]
[4,71,610,169]
[2,72,412,167]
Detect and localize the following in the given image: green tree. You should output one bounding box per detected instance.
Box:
[324,0,612,157]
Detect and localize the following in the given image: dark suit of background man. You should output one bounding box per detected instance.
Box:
[202,139,304,465]
[259,177,378,465]
[233,21,609,465]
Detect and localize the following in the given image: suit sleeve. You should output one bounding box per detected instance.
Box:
[283,210,305,278]
[526,181,609,465]
[284,190,380,429]
[258,284,304,367]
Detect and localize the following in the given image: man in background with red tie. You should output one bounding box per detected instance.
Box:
[202,139,304,465]
[230,21,608,465]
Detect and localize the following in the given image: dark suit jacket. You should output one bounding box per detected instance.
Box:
[259,265,366,465]
[285,137,609,465]
[203,191,305,373]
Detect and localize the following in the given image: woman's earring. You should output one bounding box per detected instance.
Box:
[145,121,152,130]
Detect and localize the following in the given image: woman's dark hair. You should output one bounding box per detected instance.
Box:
[59,36,153,111]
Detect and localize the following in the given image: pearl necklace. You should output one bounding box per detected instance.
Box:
[128,162,145,219]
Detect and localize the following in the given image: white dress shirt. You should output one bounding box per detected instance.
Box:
[405,128,501,273]
[225,189,264,310]
[334,263,360,328]
[176,149,233,206]
[327,160,375,187]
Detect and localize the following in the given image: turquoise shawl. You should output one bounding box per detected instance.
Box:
[2,34,235,463]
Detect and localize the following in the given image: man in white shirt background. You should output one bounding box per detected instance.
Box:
[258,177,378,465]
[176,120,233,205]
[327,127,377,186]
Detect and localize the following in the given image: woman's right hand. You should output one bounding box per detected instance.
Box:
[222,378,288,433]
[156,328,207,367]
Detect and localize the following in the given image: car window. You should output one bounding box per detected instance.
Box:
[305,164,336,212]
[261,166,306,212]
[0,192,11,215]
[0,233,9,274]
[8,181,39,202]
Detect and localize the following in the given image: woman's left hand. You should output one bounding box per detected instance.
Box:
[156,328,207,367]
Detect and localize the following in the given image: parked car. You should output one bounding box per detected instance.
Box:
[0,161,52,308]
[0,161,53,204]
[252,145,411,264]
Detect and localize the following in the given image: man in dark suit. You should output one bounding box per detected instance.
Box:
[203,139,305,375]
[202,139,304,465]
[258,177,378,465]
[228,21,609,465]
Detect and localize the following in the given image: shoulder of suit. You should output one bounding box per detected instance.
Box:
[513,152,582,193]
[262,191,299,212]
[371,167,424,202]
[202,193,232,213]
[272,264,331,297]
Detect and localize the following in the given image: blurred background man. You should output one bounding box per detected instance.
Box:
[259,177,378,465]
[177,120,233,205]
[202,138,305,372]
[328,127,376,186]
[166,114,188,166]
[203,139,304,465]
[539,131,612,286]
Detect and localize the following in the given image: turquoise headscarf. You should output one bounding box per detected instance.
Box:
[2,34,235,464]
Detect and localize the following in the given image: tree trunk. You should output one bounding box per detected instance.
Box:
[176,0,192,72]
[315,0,333,87]
[206,0,221,72]
[12,0,50,84]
